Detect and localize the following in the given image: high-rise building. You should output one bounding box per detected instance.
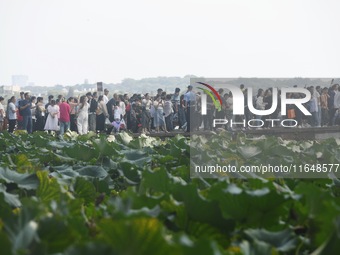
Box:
[12,75,28,87]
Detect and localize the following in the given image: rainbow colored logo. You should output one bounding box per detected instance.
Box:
[196,82,222,111]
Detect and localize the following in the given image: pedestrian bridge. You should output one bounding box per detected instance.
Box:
[133,127,340,140]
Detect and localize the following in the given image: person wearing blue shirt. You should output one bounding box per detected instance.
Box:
[184,85,196,132]
[19,92,33,133]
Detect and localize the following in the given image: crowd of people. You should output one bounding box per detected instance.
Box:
[0,87,189,135]
[189,83,340,130]
[238,83,340,128]
[0,83,339,135]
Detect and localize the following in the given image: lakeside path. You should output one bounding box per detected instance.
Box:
[131,127,340,140]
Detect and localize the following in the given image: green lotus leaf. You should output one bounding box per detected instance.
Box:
[244,228,298,252]
[73,177,96,204]
[98,217,176,255]
[36,171,61,202]
[0,184,21,207]
[0,167,39,190]
[74,166,108,179]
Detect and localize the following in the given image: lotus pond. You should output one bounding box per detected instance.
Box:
[0,131,340,255]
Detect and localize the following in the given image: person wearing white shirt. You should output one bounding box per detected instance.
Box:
[118,95,126,117]
[0,96,5,132]
[141,93,152,134]
[103,89,109,104]
[164,94,174,131]
[334,89,340,109]
[112,104,125,133]
[77,95,90,135]
[153,94,167,133]
[7,96,17,133]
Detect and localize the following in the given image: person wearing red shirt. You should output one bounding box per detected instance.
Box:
[59,97,71,136]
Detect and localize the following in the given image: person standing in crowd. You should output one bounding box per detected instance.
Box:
[19,92,33,133]
[7,96,17,133]
[184,85,196,132]
[320,87,330,126]
[141,93,152,134]
[157,88,163,97]
[16,91,25,130]
[255,89,267,127]
[57,95,63,104]
[125,97,132,130]
[202,93,214,131]
[87,92,98,132]
[164,94,174,132]
[178,94,187,130]
[172,88,180,127]
[153,94,167,133]
[103,89,109,104]
[16,92,24,107]
[106,95,117,134]
[59,97,71,136]
[106,97,115,118]
[225,92,234,130]
[328,84,339,125]
[96,95,108,133]
[332,86,340,125]
[30,96,37,131]
[16,91,25,106]
[313,86,321,127]
[112,93,118,104]
[111,101,126,133]
[45,95,54,120]
[308,87,319,127]
[124,94,129,103]
[118,95,126,122]
[195,92,203,131]
[312,86,321,127]
[132,97,142,133]
[172,88,181,106]
[77,95,89,135]
[0,96,5,132]
[129,103,138,133]
[315,86,322,126]
[291,86,303,127]
[263,89,273,128]
[68,97,78,132]
[55,98,61,120]
[243,88,252,123]
[35,97,46,131]
[44,99,59,132]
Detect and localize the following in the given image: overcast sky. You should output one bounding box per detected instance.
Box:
[1,0,339,86]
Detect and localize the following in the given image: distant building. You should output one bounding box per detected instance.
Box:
[12,75,28,87]
[2,85,21,95]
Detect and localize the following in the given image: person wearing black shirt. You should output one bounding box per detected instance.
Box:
[87,92,98,132]
[106,96,116,134]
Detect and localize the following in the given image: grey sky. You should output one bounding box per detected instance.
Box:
[1,0,339,86]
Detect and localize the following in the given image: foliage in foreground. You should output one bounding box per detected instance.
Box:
[0,131,340,255]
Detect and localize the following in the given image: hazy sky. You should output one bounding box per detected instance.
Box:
[1,0,340,86]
